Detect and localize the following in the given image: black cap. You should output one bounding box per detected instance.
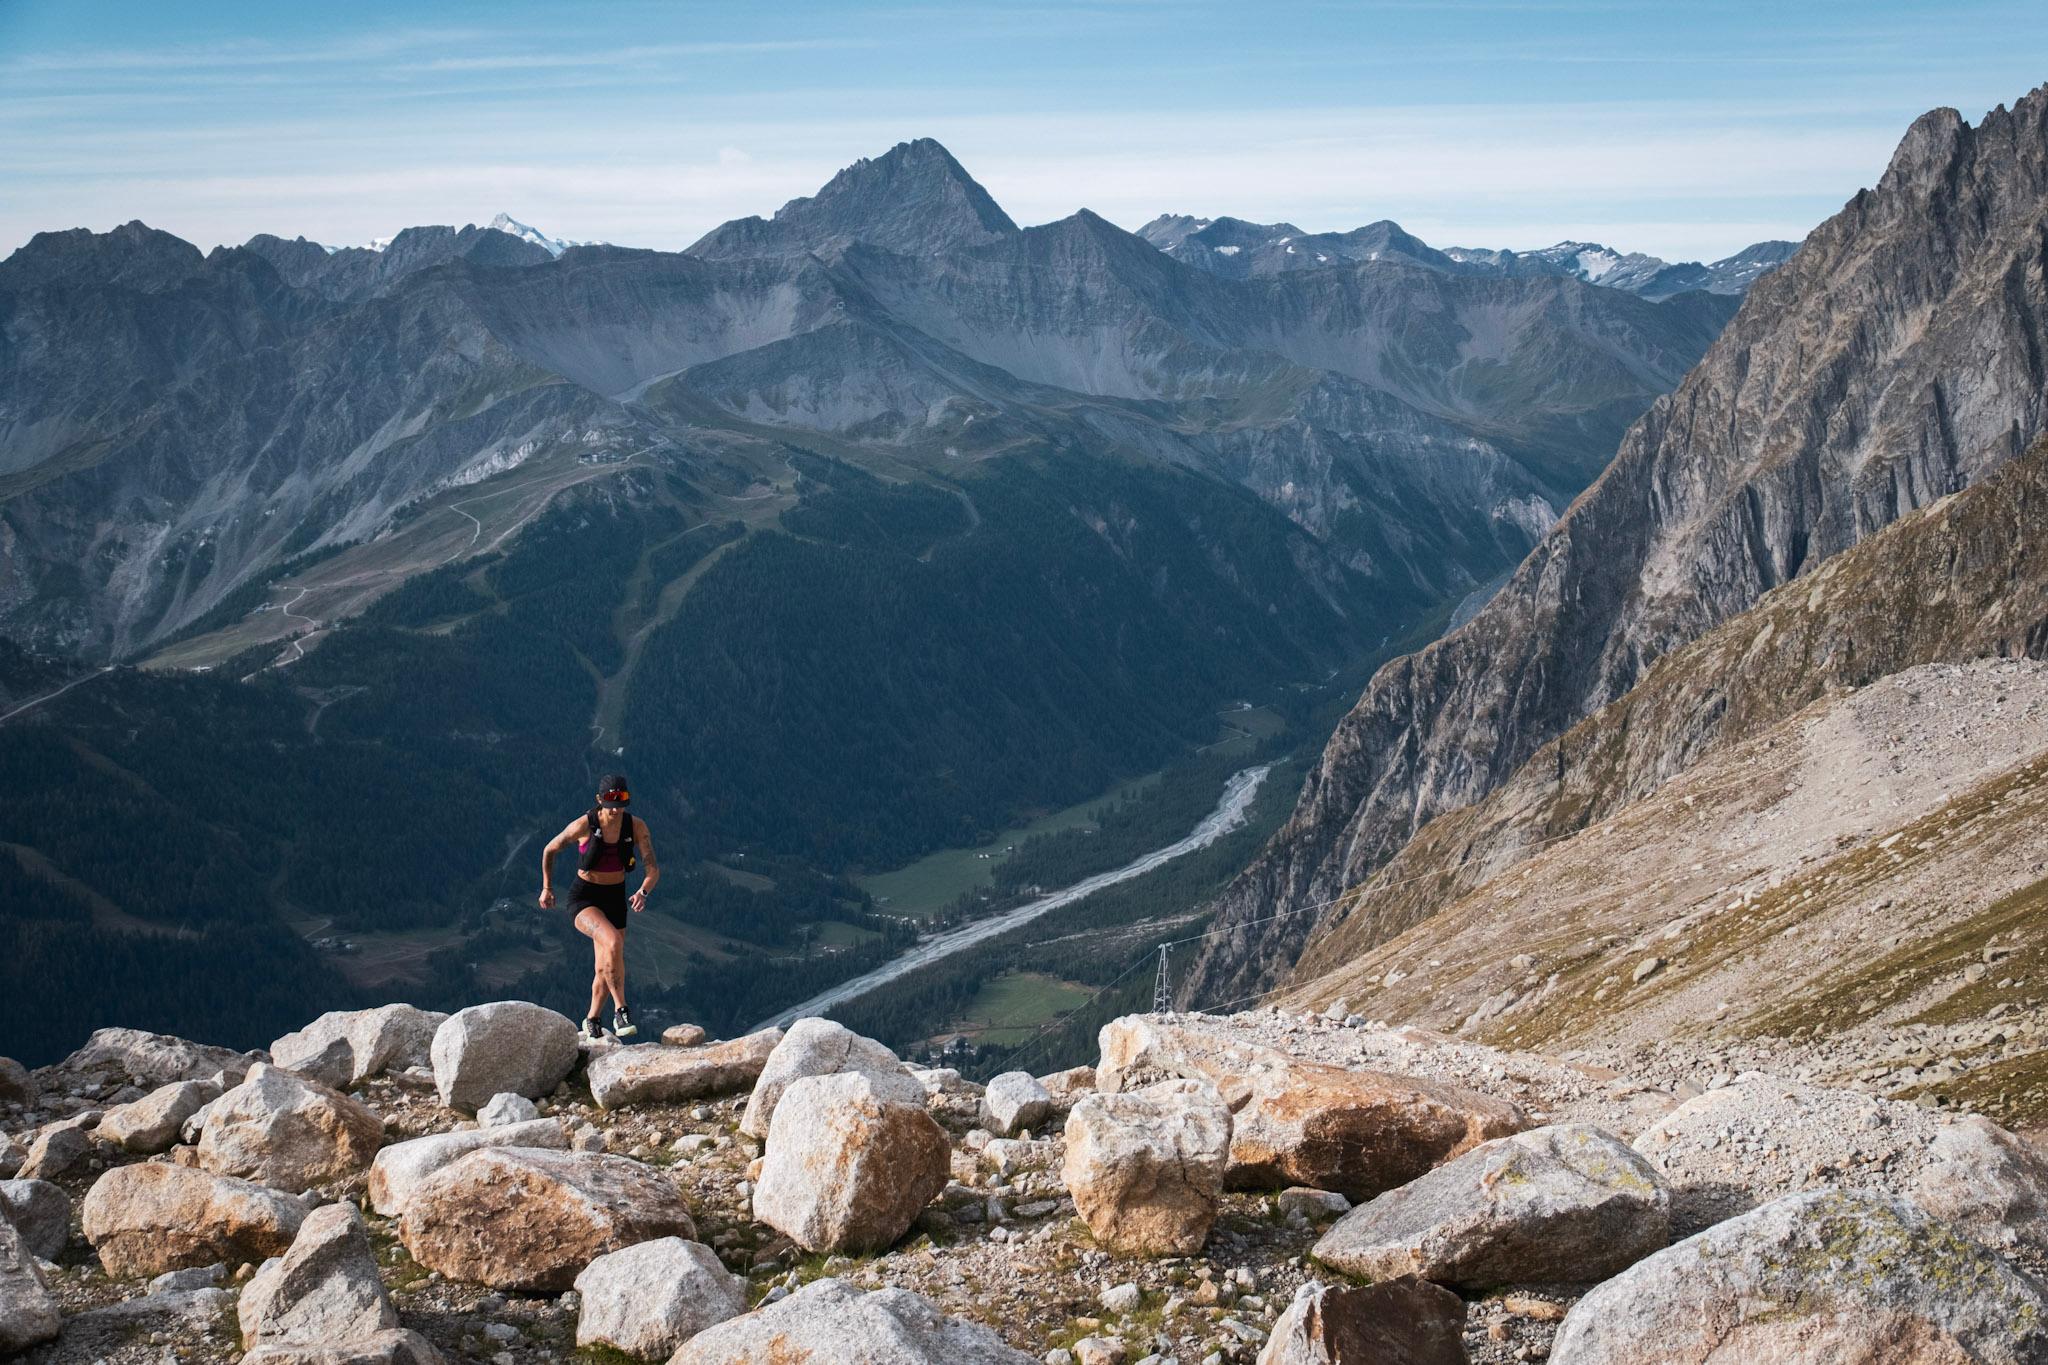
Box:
[596,773,631,809]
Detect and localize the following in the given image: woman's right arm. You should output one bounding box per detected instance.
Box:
[538,817,587,907]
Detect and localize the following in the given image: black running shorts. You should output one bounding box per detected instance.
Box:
[567,876,629,932]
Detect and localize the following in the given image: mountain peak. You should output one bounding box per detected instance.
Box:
[0,220,204,293]
[485,213,599,257]
[689,137,1017,260]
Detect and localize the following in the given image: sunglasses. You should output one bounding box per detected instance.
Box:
[601,788,630,803]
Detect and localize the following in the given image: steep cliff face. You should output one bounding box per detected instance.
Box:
[1291,432,2048,982]
[1181,86,2048,1006]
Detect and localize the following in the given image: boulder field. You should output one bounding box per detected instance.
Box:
[2,1004,2044,1363]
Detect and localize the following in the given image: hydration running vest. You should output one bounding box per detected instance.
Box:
[578,810,638,873]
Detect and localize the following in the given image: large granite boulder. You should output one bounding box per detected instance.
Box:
[56,1027,255,1089]
[1548,1190,2048,1363]
[271,1005,447,1090]
[754,1071,951,1254]
[239,1202,398,1347]
[82,1162,308,1276]
[1257,1277,1469,1365]
[1314,1124,1669,1289]
[0,1216,59,1353]
[1099,1016,1525,1200]
[671,1278,1036,1364]
[100,1078,222,1154]
[0,1178,71,1260]
[587,1029,783,1111]
[398,1147,696,1291]
[740,1018,921,1138]
[366,1118,567,1217]
[982,1071,1054,1137]
[1061,1079,1232,1255]
[430,1002,581,1112]
[573,1236,746,1358]
[198,1063,384,1192]
[242,1330,447,1365]
[1908,1114,2048,1262]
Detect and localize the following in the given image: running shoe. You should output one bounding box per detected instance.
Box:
[612,1005,638,1038]
[580,1016,605,1042]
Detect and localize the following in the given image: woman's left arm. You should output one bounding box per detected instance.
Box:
[631,817,660,910]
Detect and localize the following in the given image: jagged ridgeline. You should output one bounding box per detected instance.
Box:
[0,135,1750,1063]
[1186,85,2048,1006]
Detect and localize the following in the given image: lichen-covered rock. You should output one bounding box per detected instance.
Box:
[1548,1190,2048,1364]
[82,1162,308,1276]
[1061,1080,1232,1255]
[0,1215,59,1353]
[573,1236,745,1358]
[241,1329,447,1365]
[430,1002,581,1112]
[1314,1124,1669,1289]
[398,1147,696,1291]
[671,1278,1036,1364]
[1098,1016,1523,1199]
[0,1178,70,1260]
[1907,1114,2048,1262]
[588,1029,783,1111]
[239,1202,398,1347]
[739,1018,919,1138]
[754,1071,951,1254]
[366,1118,567,1217]
[1257,1277,1468,1365]
[270,1005,447,1090]
[198,1062,384,1192]
[982,1071,1053,1137]
[100,1078,221,1154]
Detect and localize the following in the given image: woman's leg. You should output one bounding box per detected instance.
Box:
[574,907,620,1019]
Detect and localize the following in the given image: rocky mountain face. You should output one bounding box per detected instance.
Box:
[1139,212,1796,299]
[1181,85,2048,1007]
[0,138,1729,660]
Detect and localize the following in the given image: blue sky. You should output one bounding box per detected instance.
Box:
[2,1,2042,262]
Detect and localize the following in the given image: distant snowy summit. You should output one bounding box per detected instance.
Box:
[1141,213,1795,300]
[325,214,601,256]
[485,213,603,257]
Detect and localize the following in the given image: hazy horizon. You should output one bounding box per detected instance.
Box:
[3,1,2045,264]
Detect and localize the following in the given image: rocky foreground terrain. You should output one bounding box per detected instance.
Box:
[4,998,2047,1363]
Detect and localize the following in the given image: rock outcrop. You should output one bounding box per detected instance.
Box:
[197,1062,384,1192]
[1312,1125,1669,1289]
[430,1002,581,1112]
[398,1147,696,1290]
[82,1162,308,1275]
[1186,85,2048,1006]
[753,1071,951,1253]
[1062,1080,1233,1255]
[670,1277,1037,1364]
[1548,1190,2048,1363]
[588,1029,782,1111]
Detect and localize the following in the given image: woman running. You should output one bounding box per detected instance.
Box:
[539,773,659,1040]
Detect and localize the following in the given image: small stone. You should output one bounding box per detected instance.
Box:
[476,1093,540,1127]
